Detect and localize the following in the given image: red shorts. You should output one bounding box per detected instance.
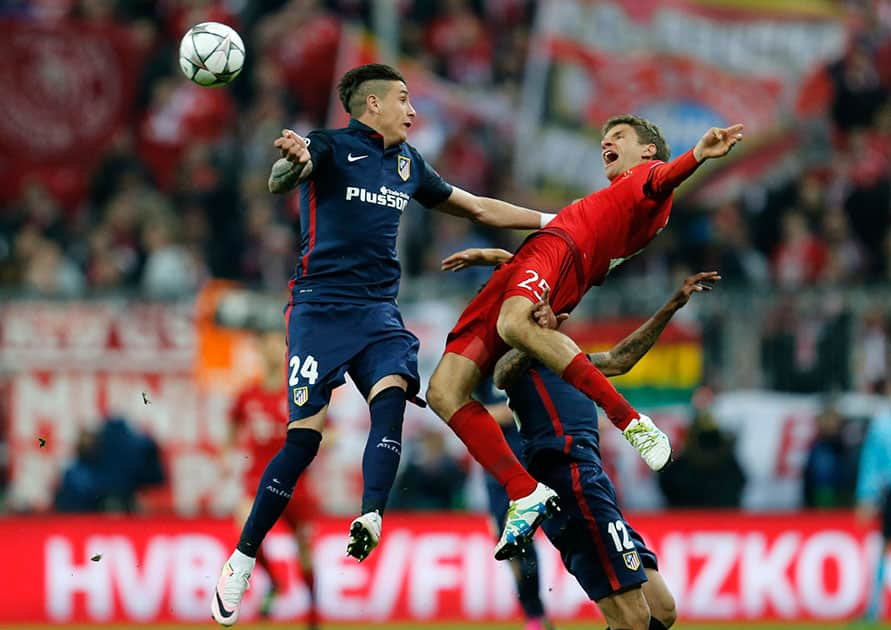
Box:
[444,230,584,375]
[243,475,320,528]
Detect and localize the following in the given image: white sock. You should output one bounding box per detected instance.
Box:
[229,549,256,572]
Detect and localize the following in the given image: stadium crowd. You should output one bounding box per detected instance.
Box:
[0,0,889,299]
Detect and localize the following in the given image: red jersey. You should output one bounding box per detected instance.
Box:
[230,384,288,482]
[543,149,701,288]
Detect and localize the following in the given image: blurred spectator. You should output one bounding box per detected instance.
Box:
[856,390,891,620]
[659,389,746,508]
[772,210,827,288]
[802,405,858,508]
[141,211,207,297]
[707,201,769,286]
[54,417,165,513]
[391,427,467,510]
[856,309,890,393]
[761,296,851,393]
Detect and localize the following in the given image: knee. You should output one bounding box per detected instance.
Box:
[654,595,677,628]
[425,376,453,420]
[617,596,651,630]
[495,305,528,348]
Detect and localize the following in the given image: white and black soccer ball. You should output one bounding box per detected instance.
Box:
[179,22,245,87]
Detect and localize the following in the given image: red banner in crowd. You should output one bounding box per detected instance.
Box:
[0,19,141,203]
[0,512,885,623]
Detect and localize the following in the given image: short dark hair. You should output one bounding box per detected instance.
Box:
[337,63,406,116]
[601,114,670,161]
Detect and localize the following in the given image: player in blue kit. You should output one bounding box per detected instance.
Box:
[454,248,719,630]
[211,64,557,627]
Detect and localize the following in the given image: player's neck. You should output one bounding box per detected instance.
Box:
[356,115,401,148]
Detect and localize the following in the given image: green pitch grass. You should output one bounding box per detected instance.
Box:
[7,622,891,630]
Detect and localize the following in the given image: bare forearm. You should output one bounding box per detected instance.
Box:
[604,299,681,374]
[493,348,535,390]
[268,158,307,194]
[474,197,545,229]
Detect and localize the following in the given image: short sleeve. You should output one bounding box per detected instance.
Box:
[412,151,453,208]
[304,130,334,176]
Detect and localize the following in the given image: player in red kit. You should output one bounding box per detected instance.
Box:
[228,327,319,628]
[427,115,743,560]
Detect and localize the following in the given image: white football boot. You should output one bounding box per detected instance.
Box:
[346,511,382,562]
[623,414,672,471]
[211,556,253,626]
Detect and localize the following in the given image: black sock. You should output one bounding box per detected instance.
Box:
[360,387,406,515]
[649,619,668,630]
[237,428,322,556]
[514,544,545,619]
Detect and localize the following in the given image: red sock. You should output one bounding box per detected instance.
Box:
[448,400,537,500]
[561,352,637,430]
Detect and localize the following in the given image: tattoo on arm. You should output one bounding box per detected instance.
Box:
[608,304,677,374]
[493,349,534,390]
[268,158,309,194]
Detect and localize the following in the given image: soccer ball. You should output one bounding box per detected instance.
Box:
[179,22,245,87]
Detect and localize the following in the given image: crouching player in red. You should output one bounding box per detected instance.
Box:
[427,116,742,559]
[227,326,319,629]
[493,270,721,630]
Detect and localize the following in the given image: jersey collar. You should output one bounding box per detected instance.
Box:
[348,118,404,154]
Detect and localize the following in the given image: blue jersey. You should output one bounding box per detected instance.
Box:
[505,360,602,466]
[290,119,453,303]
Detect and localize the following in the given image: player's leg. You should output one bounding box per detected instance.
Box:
[640,569,677,629]
[347,374,409,561]
[212,409,327,626]
[496,296,671,471]
[213,303,350,626]
[598,587,652,630]
[429,351,558,559]
[345,305,421,560]
[534,454,653,630]
[233,496,278,618]
[486,461,550,628]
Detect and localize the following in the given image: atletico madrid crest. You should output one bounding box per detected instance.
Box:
[293,387,308,406]
[623,550,641,571]
[397,155,411,181]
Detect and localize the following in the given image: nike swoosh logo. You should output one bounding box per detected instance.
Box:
[381,438,401,446]
[215,590,234,618]
[347,153,368,162]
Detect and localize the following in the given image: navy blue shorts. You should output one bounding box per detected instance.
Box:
[284,301,420,420]
[531,453,658,602]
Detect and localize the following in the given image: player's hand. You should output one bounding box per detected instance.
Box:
[532,287,569,329]
[273,129,311,164]
[441,248,513,271]
[693,124,744,161]
[671,271,721,308]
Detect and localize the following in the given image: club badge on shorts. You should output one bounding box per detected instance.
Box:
[293,387,308,406]
[397,155,411,182]
[623,550,641,571]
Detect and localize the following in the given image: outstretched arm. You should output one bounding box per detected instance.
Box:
[648,124,744,197]
[592,271,721,376]
[441,247,513,271]
[434,186,557,230]
[268,129,314,194]
[493,272,721,388]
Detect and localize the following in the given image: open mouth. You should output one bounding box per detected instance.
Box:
[602,150,619,165]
